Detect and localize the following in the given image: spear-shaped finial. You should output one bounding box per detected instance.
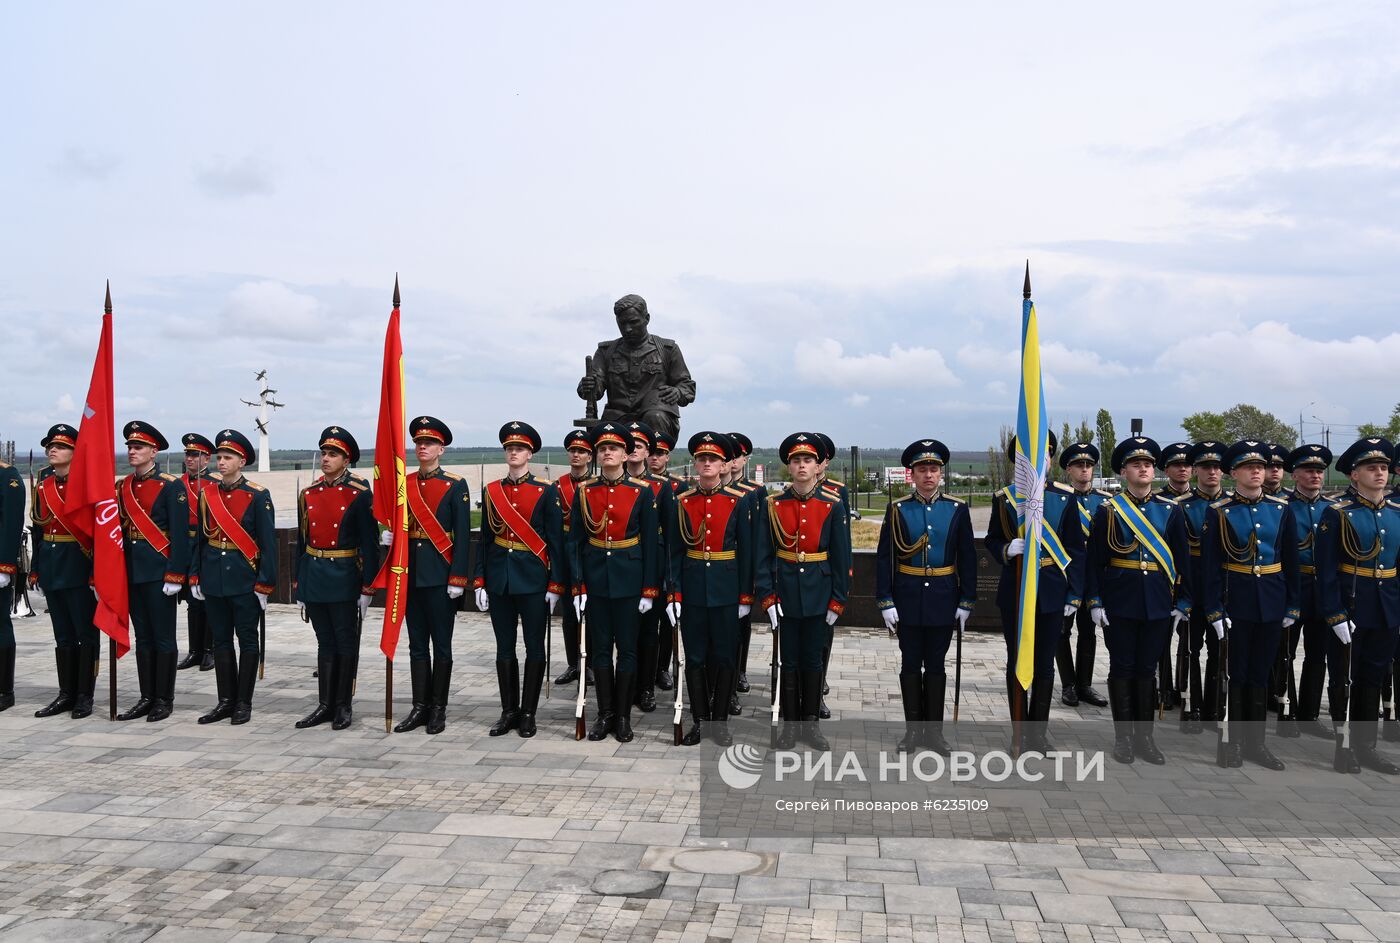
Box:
[1022,261,1031,301]
[104,279,112,314]
[393,274,400,308]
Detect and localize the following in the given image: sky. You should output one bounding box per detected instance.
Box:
[4,2,1399,453]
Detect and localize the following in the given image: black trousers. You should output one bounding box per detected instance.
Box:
[1352,622,1400,687]
[406,586,455,661]
[129,581,178,654]
[1103,616,1172,680]
[307,600,358,659]
[560,598,581,667]
[897,623,954,675]
[587,596,639,673]
[1227,619,1283,687]
[779,614,826,671]
[0,584,13,647]
[1184,610,1221,707]
[206,593,261,656]
[48,586,100,650]
[681,604,738,669]
[1058,604,1096,684]
[488,591,547,662]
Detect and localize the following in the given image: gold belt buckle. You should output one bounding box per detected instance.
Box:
[1139,559,1147,572]
[1253,565,1261,576]
[797,550,806,563]
[703,549,711,561]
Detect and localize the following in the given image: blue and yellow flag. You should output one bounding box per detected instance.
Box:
[1013,266,1049,691]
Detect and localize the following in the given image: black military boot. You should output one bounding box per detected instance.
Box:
[635,635,657,713]
[1296,660,1332,738]
[588,667,615,741]
[614,672,636,743]
[555,663,580,686]
[116,649,154,721]
[1216,683,1244,767]
[1023,673,1056,754]
[199,650,237,724]
[1241,686,1284,770]
[681,664,709,747]
[1132,677,1166,765]
[1056,624,1078,706]
[199,628,214,671]
[517,660,545,739]
[230,650,259,725]
[896,672,923,753]
[1108,678,1134,764]
[736,624,753,693]
[426,659,452,735]
[393,659,432,732]
[1075,634,1108,707]
[777,669,800,750]
[332,656,355,730]
[177,612,202,670]
[147,651,177,723]
[489,658,520,736]
[70,648,96,719]
[1353,684,1400,774]
[36,647,77,717]
[710,665,735,746]
[1201,666,1221,732]
[1158,649,1178,711]
[818,641,832,718]
[1329,682,1362,773]
[799,671,830,751]
[655,628,673,692]
[0,645,15,712]
[922,673,950,755]
[1180,657,1203,734]
[297,656,336,728]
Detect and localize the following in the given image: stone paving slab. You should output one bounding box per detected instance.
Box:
[0,605,1398,940]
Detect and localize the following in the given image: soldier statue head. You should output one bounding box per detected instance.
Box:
[613,294,652,349]
[576,294,696,444]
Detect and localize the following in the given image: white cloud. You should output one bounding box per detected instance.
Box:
[766,400,792,414]
[794,338,959,389]
[56,394,76,412]
[846,393,870,407]
[186,281,326,343]
[195,156,274,199]
[1041,343,1131,380]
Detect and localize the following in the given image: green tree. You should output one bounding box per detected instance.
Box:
[1058,421,1072,481]
[1357,403,1400,440]
[1073,416,1095,446]
[987,425,1014,491]
[1181,404,1296,448]
[1095,409,1116,477]
[1181,410,1229,443]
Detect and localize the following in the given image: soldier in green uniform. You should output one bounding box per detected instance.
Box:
[177,433,219,672]
[624,421,675,717]
[728,432,765,713]
[0,447,23,711]
[648,430,685,693]
[547,430,593,687]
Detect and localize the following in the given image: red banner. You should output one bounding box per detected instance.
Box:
[371,295,409,660]
[67,294,130,656]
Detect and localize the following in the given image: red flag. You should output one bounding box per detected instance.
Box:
[68,284,130,656]
[371,282,409,659]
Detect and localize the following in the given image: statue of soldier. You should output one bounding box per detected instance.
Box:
[576,294,697,443]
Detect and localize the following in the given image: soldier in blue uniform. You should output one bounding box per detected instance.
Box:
[1158,442,1194,500]
[571,421,662,743]
[1175,441,1227,733]
[669,431,754,746]
[177,433,219,672]
[190,430,278,726]
[648,430,685,693]
[30,423,100,719]
[294,427,377,731]
[756,433,851,751]
[1263,443,1289,497]
[1085,437,1192,765]
[393,416,473,735]
[985,431,1085,753]
[115,422,190,722]
[728,432,764,704]
[624,421,675,717]
[1200,440,1301,769]
[1282,444,1335,738]
[547,430,593,687]
[1056,442,1110,708]
[1315,438,1400,774]
[876,439,976,754]
[474,421,566,739]
[0,445,24,711]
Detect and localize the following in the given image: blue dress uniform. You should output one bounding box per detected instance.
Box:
[474,421,566,739]
[1200,440,1301,770]
[177,433,219,671]
[545,430,592,685]
[755,432,852,750]
[984,431,1086,751]
[115,422,191,723]
[0,454,24,711]
[1315,437,1400,774]
[1174,440,1228,732]
[570,422,661,743]
[1282,444,1336,737]
[30,424,101,719]
[394,416,473,736]
[875,439,976,754]
[1084,437,1192,765]
[191,430,278,726]
[294,427,378,731]
[670,431,755,746]
[728,431,765,699]
[626,421,676,715]
[651,429,685,693]
[1153,440,1194,710]
[1056,441,1111,709]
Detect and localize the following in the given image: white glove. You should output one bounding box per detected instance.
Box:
[638,597,653,615]
[1333,620,1353,644]
[825,609,839,627]
[882,607,899,635]
[0,573,10,589]
[475,587,489,611]
[1282,616,1296,629]
[191,584,205,601]
[162,581,181,597]
[447,585,464,600]
[1211,617,1230,640]
[574,593,587,618]
[358,593,372,618]
[767,605,780,629]
[1171,610,1187,631]
[256,592,268,611]
[738,603,751,619]
[545,590,561,610]
[298,600,306,619]
[380,529,393,547]
[667,601,681,626]
[1006,538,1026,559]
[1091,607,1109,629]
[956,607,972,630]
[1063,603,1077,618]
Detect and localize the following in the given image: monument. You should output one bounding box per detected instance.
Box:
[574,294,696,441]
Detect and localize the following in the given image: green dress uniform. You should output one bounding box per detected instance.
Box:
[177,433,219,671]
[625,421,675,716]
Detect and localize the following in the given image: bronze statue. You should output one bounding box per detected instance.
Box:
[576,295,696,441]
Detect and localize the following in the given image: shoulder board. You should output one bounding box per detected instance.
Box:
[1092,488,1113,497]
[1051,481,1074,492]
[1388,500,1400,511]
[1332,498,1354,509]
[1265,495,1288,505]
[940,493,966,504]
[441,471,463,481]
[582,476,600,485]
[245,481,266,492]
[0,461,8,469]
[678,487,698,500]
[1148,494,1175,505]
[159,472,178,482]
[628,476,650,487]
[890,494,911,506]
[1210,497,1231,509]
[347,478,369,491]
[722,486,746,498]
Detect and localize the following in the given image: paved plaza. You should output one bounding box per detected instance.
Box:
[1,605,1399,941]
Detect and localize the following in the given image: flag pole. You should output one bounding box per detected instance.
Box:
[105,283,119,721]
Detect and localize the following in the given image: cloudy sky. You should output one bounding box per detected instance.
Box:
[4,2,1398,452]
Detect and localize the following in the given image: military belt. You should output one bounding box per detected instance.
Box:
[588,535,640,550]
[777,549,828,563]
[1341,563,1397,579]
[687,549,736,561]
[1188,549,1201,557]
[897,563,955,577]
[1224,562,1282,576]
[409,527,452,541]
[208,538,254,555]
[306,547,357,559]
[43,533,78,544]
[1037,555,1055,568]
[125,527,167,543]
[1299,564,1316,575]
[493,537,534,552]
[1109,557,1161,573]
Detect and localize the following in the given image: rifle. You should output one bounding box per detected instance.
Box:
[1277,624,1298,737]
[259,609,267,679]
[953,615,963,723]
[1176,617,1191,730]
[545,605,552,700]
[769,605,781,749]
[1215,621,1231,767]
[1335,639,1355,773]
[574,605,588,740]
[671,609,684,745]
[352,602,363,696]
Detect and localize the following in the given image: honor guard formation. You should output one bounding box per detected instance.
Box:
[5,418,1400,776]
